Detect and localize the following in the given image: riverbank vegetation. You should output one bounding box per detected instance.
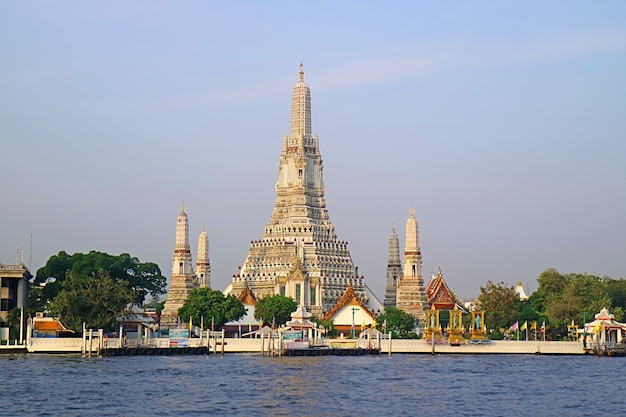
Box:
[478,268,625,339]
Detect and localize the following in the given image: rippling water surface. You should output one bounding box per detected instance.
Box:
[1,353,624,416]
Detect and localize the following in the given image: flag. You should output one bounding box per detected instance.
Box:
[541,321,546,333]
[531,321,537,330]
[520,321,527,331]
[361,321,365,331]
[509,321,519,331]
[382,319,387,332]
[189,317,193,332]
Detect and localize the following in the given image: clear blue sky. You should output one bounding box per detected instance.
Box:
[2,1,625,300]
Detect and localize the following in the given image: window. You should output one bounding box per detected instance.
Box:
[280,286,286,297]
[298,169,303,178]
[310,286,316,305]
[295,284,301,303]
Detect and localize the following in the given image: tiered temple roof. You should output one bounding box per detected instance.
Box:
[425,269,462,310]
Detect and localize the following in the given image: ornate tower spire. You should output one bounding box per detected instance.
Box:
[196,224,211,288]
[172,202,193,276]
[396,207,428,322]
[403,207,422,278]
[161,203,197,328]
[229,64,383,316]
[290,62,312,141]
[384,224,402,307]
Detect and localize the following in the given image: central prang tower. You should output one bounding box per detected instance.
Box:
[227,64,374,316]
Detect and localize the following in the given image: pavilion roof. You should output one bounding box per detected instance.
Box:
[584,307,626,331]
[323,285,376,322]
[425,269,462,310]
[238,285,258,305]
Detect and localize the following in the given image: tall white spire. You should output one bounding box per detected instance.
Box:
[161,203,197,328]
[290,62,312,140]
[403,207,422,278]
[228,64,380,316]
[196,225,211,288]
[172,202,193,277]
[396,207,428,322]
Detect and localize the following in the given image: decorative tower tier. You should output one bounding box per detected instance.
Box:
[228,64,369,316]
[384,225,402,308]
[161,203,197,328]
[396,208,428,323]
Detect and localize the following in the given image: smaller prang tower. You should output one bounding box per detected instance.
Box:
[395,208,428,323]
[383,225,402,307]
[196,225,211,288]
[161,203,197,328]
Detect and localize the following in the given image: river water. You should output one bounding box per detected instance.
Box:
[1,353,624,416]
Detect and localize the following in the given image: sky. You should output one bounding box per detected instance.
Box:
[1,1,625,301]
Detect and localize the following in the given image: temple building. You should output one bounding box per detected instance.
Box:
[395,208,428,323]
[161,203,211,327]
[383,225,402,307]
[226,64,382,317]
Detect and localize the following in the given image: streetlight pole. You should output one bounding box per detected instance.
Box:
[351,307,357,339]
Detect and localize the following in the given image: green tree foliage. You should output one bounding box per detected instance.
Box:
[376,307,417,338]
[178,288,246,329]
[254,295,297,326]
[606,278,626,320]
[312,317,337,337]
[35,251,166,307]
[536,269,615,331]
[476,281,519,331]
[48,270,135,332]
[6,307,23,340]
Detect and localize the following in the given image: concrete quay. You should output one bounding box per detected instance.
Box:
[11,336,586,355]
[383,339,585,355]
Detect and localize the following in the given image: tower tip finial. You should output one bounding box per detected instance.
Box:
[181,201,185,212]
[298,62,304,81]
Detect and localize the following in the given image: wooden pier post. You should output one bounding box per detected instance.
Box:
[88,329,93,357]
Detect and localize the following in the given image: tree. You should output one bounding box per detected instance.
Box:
[543,272,611,331]
[376,307,416,338]
[606,278,626,314]
[48,270,135,332]
[254,295,297,326]
[35,251,166,307]
[177,288,246,329]
[312,317,337,337]
[476,281,519,332]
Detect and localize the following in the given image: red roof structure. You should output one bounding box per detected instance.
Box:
[425,269,461,310]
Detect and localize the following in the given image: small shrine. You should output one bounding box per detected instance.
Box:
[323,285,377,338]
[583,307,626,345]
[283,305,322,348]
[424,269,467,344]
[470,310,488,342]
